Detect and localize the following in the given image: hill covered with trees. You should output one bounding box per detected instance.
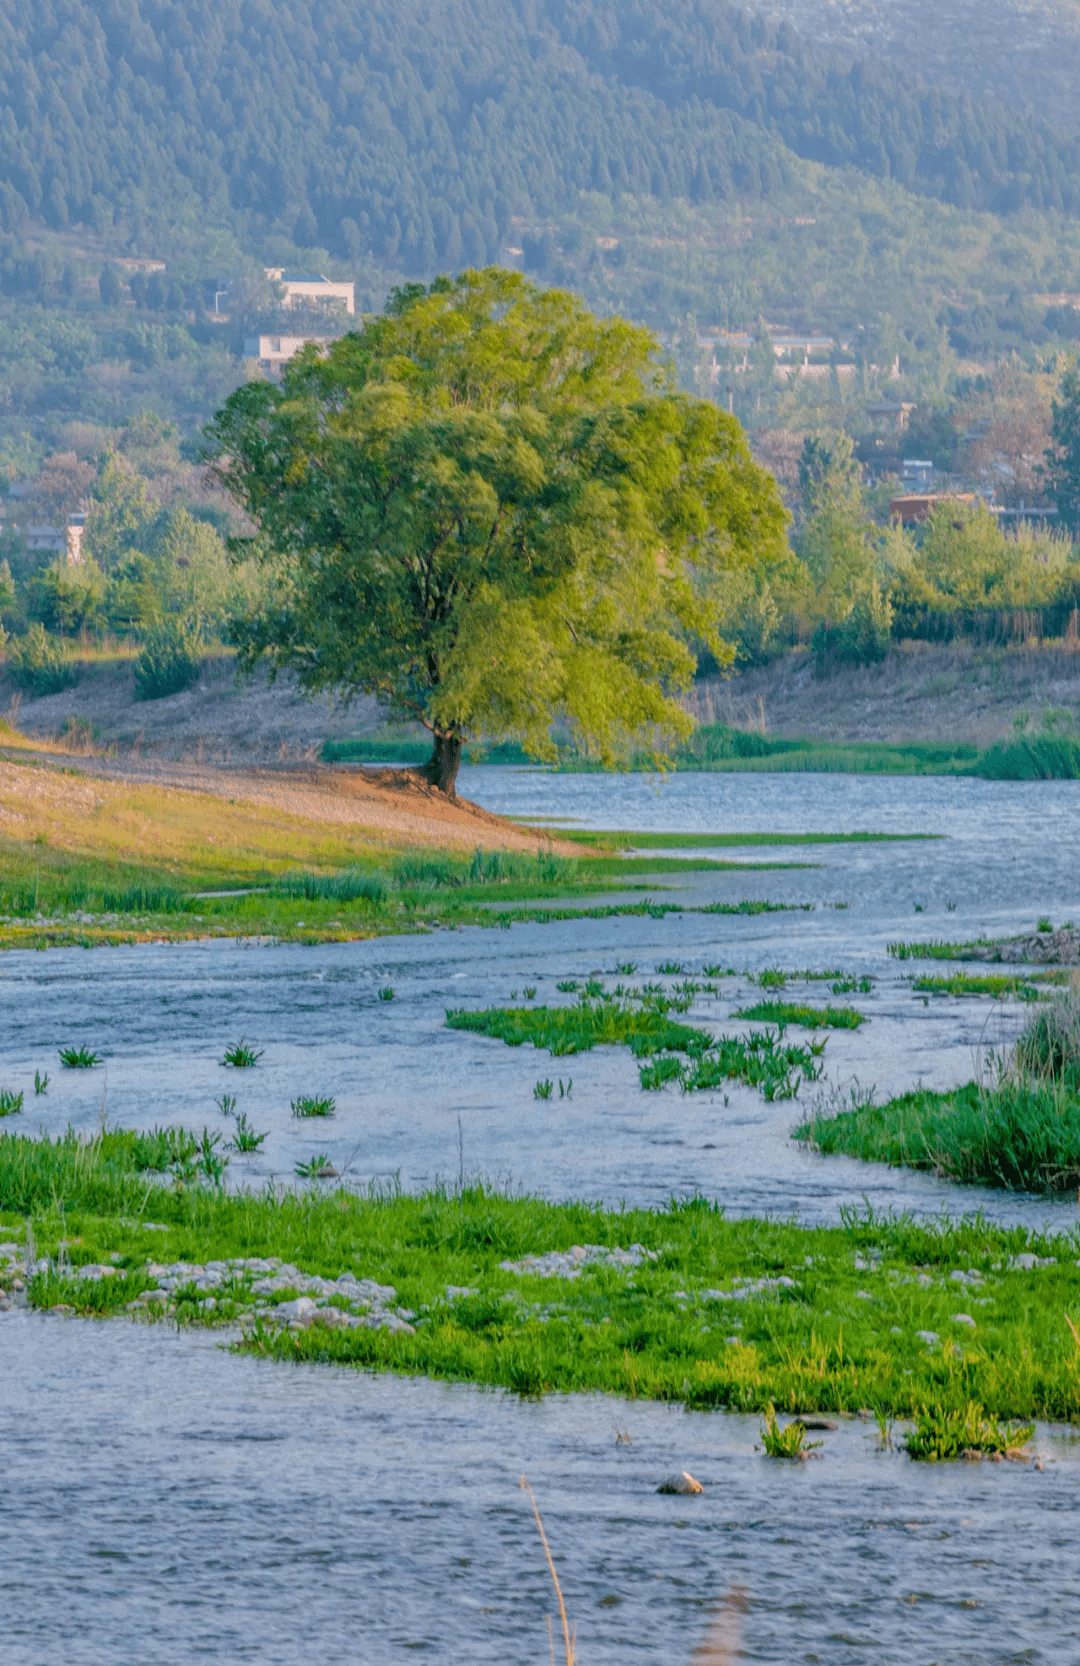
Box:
[2,0,1079,276]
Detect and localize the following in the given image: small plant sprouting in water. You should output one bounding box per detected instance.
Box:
[59,1046,102,1069]
[755,967,787,990]
[559,1078,572,1098]
[216,1093,237,1117]
[378,986,395,1001]
[524,986,537,1000]
[0,1088,24,1116]
[1038,917,1053,934]
[904,1402,1034,1463]
[615,961,637,976]
[221,1040,263,1068]
[873,1405,894,1451]
[913,902,924,913]
[655,961,683,975]
[227,1110,268,1153]
[196,1127,229,1186]
[292,1094,336,1118]
[556,980,579,993]
[34,1070,48,1095]
[947,900,957,912]
[295,1153,338,1179]
[534,1079,554,1100]
[760,1404,822,1460]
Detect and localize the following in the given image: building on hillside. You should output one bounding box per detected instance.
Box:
[889,492,977,525]
[868,399,917,433]
[265,270,355,315]
[902,459,934,490]
[243,334,341,374]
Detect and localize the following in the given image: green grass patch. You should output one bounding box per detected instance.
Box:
[913,974,1044,1001]
[796,1078,1080,1192]
[903,1402,1035,1462]
[974,735,1080,781]
[447,999,824,1099]
[5,1136,1080,1426]
[889,937,1004,961]
[735,1000,865,1030]
[555,829,939,850]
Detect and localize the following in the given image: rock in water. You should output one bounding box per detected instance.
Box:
[657,1471,703,1495]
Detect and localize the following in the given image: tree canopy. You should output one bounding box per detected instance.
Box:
[208,270,789,792]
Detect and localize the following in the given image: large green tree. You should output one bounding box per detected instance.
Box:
[208,270,788,795]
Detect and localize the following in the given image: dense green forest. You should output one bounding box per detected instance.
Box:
[2,0,1080,272]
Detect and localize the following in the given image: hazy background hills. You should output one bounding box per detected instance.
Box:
[765,0,1080,138]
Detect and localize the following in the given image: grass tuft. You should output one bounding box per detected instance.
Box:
[903,1403,1035,1462]
[59,1046,101,1069]
[760,1404,822,1460]
[735,1000,864,1030]
[292,1095,336,1119]
[0,1089,24,1116]
[221,1040,263,1068]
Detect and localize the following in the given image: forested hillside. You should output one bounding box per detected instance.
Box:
[1,0,1078,275]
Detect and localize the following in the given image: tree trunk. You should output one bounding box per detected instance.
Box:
[423,730,463,797]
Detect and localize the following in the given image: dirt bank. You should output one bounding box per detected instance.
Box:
[7,639,1080,761]
[0,735,574,857]
[1,655,383,762]
[687,640,1080,746]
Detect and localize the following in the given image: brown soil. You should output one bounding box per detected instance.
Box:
[686,640,1080,746]
[0,739,573,856]
[1,655,384,762]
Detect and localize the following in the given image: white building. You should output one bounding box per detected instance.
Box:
[243,334,341,374]
[265,270,355,315]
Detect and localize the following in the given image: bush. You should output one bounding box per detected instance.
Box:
[134,617,203,701]
[813,581,893,674]
[974,734,1080,780]
[6,623,78,694]
[1015,988,1080,1087]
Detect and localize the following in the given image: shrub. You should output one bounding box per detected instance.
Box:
[134,617,203,701]
[1015,987,1080,1087]
[7,624,78,695]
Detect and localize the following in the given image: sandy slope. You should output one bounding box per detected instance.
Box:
[0,737,570,857]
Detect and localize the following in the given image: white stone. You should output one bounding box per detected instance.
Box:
[273,1296,318,1324]
[952,1313,976,1327]
[916,1330,939,1347]
[657,1471,703,1495]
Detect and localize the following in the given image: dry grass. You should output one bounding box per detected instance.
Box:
[0,748,567,890]
[520,1476,577,1666]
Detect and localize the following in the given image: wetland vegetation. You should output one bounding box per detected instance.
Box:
[3,1140,1080,1426]
[798,989,1080,1191]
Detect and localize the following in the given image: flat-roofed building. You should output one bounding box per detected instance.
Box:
[265,270,355,315]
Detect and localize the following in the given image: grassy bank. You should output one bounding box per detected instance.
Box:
[0,751,828,948]
[796,1079,1080,1191]
[324,720,1080,779]
[2,1135,1079,1424]
[797,991,1080,1191]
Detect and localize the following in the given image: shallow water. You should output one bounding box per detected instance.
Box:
[2,1311,1078,1666]
[2,771,1078,1227]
